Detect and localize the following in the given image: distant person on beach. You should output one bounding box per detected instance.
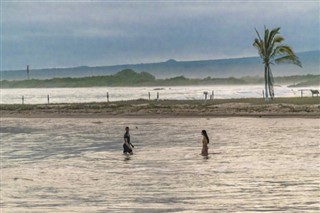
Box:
[201,130,209,156]
[123,127,134,154]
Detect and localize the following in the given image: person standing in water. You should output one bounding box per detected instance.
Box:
[201,130,209,156]
[123,127,134,154]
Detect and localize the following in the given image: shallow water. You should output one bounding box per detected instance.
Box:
[1,117,319,212]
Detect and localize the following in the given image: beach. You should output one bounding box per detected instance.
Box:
[1,97,320,118]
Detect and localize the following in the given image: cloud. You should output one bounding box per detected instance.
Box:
[2,1,319,70]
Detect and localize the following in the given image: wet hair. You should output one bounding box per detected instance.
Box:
[202,130,209,144]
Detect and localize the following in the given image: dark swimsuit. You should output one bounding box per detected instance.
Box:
[123,132,132,153]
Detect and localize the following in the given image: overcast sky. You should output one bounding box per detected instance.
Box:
[1,0,319,70]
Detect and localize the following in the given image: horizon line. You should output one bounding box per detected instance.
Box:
[2,49,319,72]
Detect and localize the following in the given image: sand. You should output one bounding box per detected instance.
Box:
[1,98,320,118]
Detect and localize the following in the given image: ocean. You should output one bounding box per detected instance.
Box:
[1,117,319,212]
[1,85,317,104]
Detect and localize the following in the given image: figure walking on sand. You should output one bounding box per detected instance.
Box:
[123,127,134,154]
[201,130,209,156]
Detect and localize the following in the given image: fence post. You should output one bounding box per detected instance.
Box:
[47,95,50,104]
[148,92,151,100]
[204,91,208,102]
[22,96,24,104]
[107,92,109,102]
[157,92,159,101]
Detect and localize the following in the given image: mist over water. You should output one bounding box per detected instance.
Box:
[1,85,318,104]
[1,117,319,212]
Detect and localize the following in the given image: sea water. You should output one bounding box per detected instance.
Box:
[1,117,319,212]
[1,85,317,104]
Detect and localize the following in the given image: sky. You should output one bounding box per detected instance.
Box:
[1,0,319,70]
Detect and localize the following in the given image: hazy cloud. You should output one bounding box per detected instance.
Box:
[2,1,319,70]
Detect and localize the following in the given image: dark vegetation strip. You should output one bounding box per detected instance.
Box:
[1,69,319,88]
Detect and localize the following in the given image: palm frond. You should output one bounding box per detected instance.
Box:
[277,45,295,55]
[272,35,284,44]
[275,55,302,67]
[270,44,301,63]
[264,27,270,55]
[253,28,266,59]
[266,27,281,54]
[273,45,302,67]
[269,36,284,57]
[253,39,265,59]
[254,28,263,42]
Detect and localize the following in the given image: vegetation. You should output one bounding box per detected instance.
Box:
[1,97,319,117]
[0,69,155,88]
[253,27,302,101]
[1,69,318,88]
[288,76,320,87]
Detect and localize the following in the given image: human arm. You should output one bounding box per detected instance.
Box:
[129,142,134,148]
[124,135,134,148]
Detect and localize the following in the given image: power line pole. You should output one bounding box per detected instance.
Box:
[26,65,30,80]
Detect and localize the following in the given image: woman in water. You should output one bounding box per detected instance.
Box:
[201,130,209,156]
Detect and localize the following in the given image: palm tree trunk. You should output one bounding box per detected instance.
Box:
[267,65,274,99]
[264,64,269,102]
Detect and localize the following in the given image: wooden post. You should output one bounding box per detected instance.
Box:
[22,96,24,104]
[204,91,208,102]
[157,92,159,101]
[211,90,214,100]
[107,92,109,102]
[47,95,50,104]
[262,90,264,99]
[148,92,151,100]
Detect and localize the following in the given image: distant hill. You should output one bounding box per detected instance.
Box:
[1,69,156,88]
[1,50,319,80]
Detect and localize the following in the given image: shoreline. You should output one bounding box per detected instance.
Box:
[1,98,319,118]
[1,113,319,119]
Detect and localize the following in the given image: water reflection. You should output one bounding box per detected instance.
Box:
[123,154,132,162]
[202,155,209,160]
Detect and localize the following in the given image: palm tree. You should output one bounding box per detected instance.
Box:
[253,26,302,101]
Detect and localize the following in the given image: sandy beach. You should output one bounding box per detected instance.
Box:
[1,97,319,118]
